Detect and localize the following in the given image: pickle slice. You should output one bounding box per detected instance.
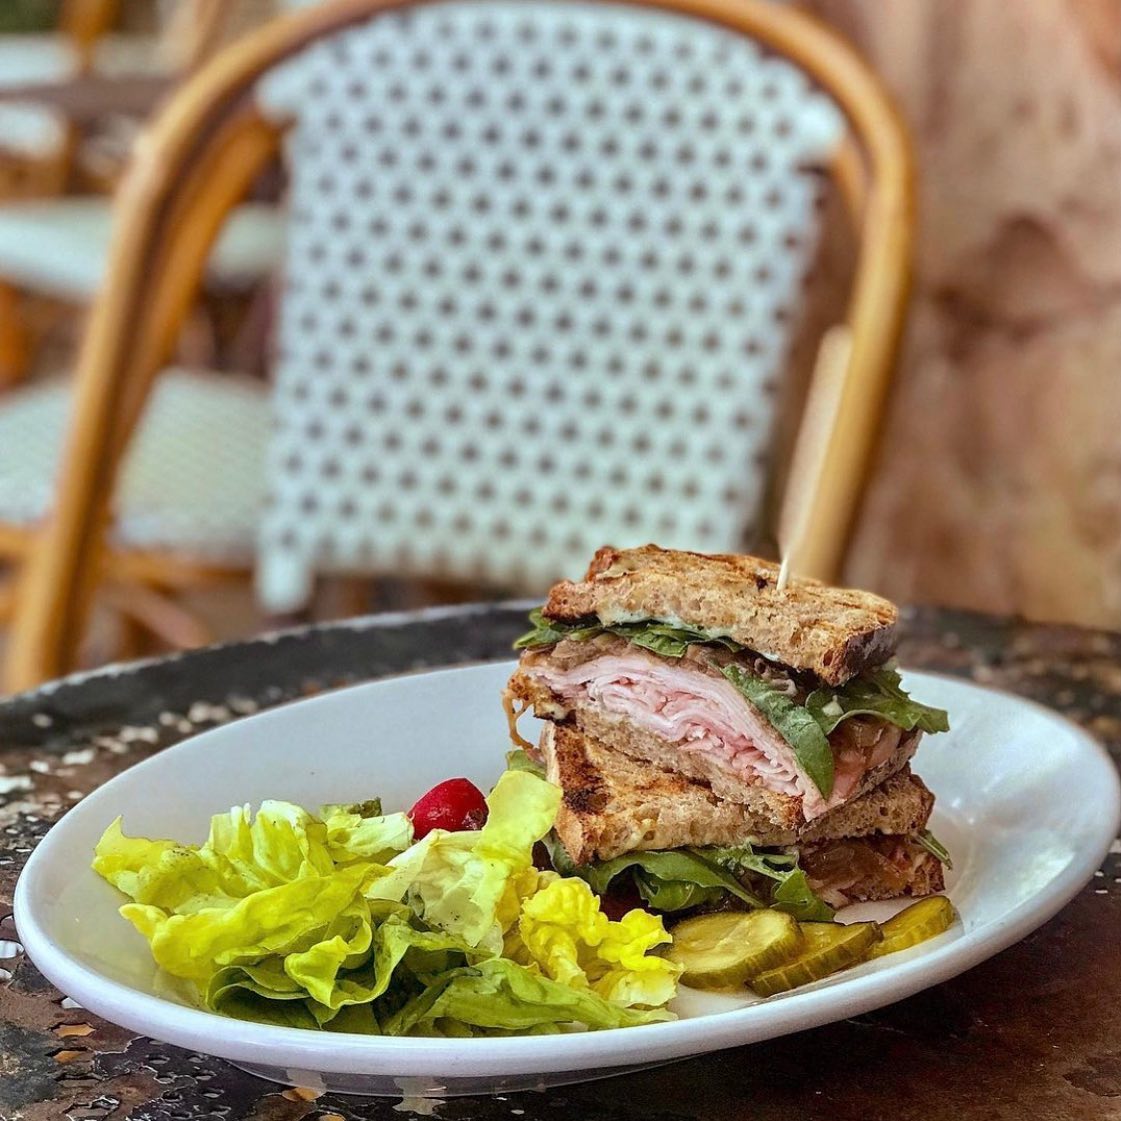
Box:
[751,921,882,997]
[667,909,802,990]
[868,895,956,958]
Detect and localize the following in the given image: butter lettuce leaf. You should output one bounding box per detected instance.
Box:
[504,747,546,779]
[207,903,472,1027]
[513,875,680,1008]
[92,768,685,1037]
[383,959,673,1035]
[367,769,561,952]
[92,820,235,914]
[721,665,835,798]
[806,668,950,736]
[93,800,340,914]
[321,804,413,866]
[200,800,336,893]
[119,863,373,983]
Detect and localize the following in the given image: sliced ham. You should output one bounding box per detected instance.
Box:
[526,651,894,820]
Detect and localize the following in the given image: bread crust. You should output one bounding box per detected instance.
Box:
[542,722,934,864]
[543,545,898,686]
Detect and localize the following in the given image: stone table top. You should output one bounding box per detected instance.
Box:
[1,603,1119,1121]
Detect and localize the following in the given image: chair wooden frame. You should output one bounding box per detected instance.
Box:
[1,0,915,692]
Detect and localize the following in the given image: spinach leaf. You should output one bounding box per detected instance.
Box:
[543,835,763,911]
[545,835,833,919]
[707,845,834,921]
[632,871,726,912]
[513,610,743,659]
[805,668,949,736]
[916,829,953,869]
[708,845,797,879]
[581,848,764,908]
[513,609,603,649]
[720,665,835,798]
[770,870,835,921]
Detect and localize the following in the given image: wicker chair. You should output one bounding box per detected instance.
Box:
[2,0,914,691]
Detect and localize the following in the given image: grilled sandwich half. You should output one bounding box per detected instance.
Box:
[507,544,949,832]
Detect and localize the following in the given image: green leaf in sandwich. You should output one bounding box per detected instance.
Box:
[546,834,834,921]
[720,664,836,799]
[514,609,743,659]
[806,667,949,736]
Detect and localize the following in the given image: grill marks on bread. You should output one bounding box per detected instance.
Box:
[542,722,933,864]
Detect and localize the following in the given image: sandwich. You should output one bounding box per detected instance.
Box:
[504,544,951,915]
[537,722,946,912]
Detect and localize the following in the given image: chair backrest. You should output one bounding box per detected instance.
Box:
[4,0,913,689]
[253,0,843,608]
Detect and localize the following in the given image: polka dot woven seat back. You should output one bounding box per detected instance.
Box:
[255,0,843,610]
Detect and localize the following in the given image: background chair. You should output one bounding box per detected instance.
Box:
[2,0,913,692]
[0,0,286,386]
[0,0,122,200]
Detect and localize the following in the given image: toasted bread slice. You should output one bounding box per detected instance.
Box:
[541,722,934,864]
[543,545,898,685]
[509,666,919,831]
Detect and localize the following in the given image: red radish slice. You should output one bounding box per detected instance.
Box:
[409,778,488,838]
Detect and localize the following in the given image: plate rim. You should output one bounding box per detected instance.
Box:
[14,665,1121,1076]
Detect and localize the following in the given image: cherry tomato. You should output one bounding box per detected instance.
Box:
[409,778,488,838]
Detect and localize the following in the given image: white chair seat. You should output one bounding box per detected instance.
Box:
[0,199,285,300]
[0,33,167,159]
[0,34,74,159]
[0,33,167,84]
[0,369,267,561]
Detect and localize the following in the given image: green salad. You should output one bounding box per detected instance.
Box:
[92,770,681,1036]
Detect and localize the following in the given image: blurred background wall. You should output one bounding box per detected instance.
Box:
[805,0,1121,628]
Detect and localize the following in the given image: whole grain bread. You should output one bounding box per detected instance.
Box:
[507,665,919,830]
[543,544,898,685]
[541,721,935,864]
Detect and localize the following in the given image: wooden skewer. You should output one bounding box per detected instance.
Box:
[777,325,854,591]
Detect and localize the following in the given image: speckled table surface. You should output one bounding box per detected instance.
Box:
[1,603,1120,1121]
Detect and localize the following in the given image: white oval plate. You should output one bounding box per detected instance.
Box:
[15,663,1121,1098]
